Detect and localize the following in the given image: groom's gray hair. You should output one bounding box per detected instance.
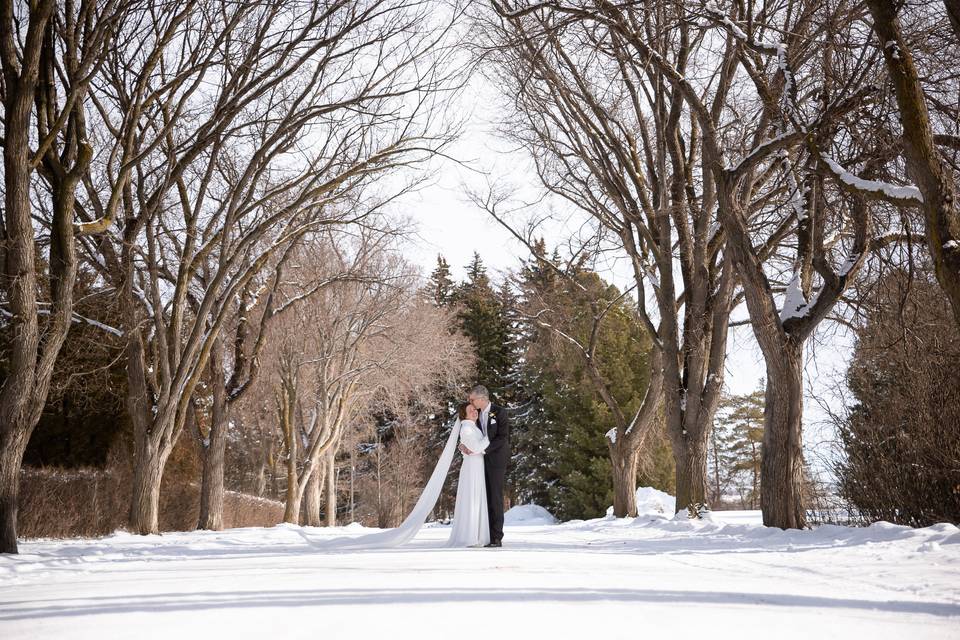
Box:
[469,385,489,399]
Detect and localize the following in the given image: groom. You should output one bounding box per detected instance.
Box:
[461,385,510,547]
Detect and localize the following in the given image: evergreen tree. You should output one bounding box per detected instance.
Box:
[428,255,455,307]
[836,269,960,526]
[728,387,764,509]
[510,249,671,520]
[710,386,764,509]
[454,253,513,399]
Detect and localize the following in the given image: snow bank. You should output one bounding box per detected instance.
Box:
[635,486,677,515]
[504,504,557,526]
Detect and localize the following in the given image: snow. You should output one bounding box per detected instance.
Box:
[504,504,557,525]
[704,2,749,41]
[725,130,797,173]
[644,263,660,289]
[820,154,924,203]
[635,486,676,515]
[945,240,959,250]
[838,252,861,277]
[886,40,901,60]
[2,515,958,640]
[779,272,810,321]
[606,427,617,444]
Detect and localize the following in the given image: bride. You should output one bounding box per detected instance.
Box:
[320,400,490,550]
[447,402,489,547]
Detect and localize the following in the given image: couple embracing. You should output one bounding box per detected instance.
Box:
[449,385,510,548]
[322,384,509,551]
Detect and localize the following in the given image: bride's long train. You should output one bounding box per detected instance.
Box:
[313,420,463,550]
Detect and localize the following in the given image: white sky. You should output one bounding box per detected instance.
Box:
[394,79,853,471]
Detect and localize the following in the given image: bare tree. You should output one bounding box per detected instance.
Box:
[194,226,397,530]
[261,249,471,525]
[486,0,921,528]
[479,1,739,515]
[69,0,460,534]
[0,0,131,553]
[862,0,960,326]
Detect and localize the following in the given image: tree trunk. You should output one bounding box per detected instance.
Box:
[325,447,337,527]
[760,348,807,529]
[198,436,227,529]
[0,2,57,555]
[283,451,301,525]
[303,460,325,527]
[0,437,28,554]
[610,446,639,517]
[672,435,709,515]
[867,0,960,327]
[198,341,229,531]
[129,441,167,535]
[947,0,960,42]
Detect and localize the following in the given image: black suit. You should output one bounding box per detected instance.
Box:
[481,403,510,544]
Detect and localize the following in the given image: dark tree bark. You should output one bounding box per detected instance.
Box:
[0,0,106,553]
[944,0,960,42]
[760,347,806,528]
[866,0,960,328]
[609,447,640,518]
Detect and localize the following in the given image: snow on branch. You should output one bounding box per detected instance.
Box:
[703,2,748,40]
[819,154,924,206]
[703,3,798,122]
[779,272,814,322]
[785,166,808,222]
[703,2,781,54]
[725,129,803,175]
[71,313,124,337]
[0,305,123,336]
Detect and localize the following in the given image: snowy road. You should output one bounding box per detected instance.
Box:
[2,512,958,640]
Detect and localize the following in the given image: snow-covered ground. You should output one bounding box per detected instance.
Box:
[2,509,958,640]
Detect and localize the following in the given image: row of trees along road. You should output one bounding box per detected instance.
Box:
[0,0,465,554]
[474,0,960,528]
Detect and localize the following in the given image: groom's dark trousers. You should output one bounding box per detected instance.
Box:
[483,403,511,544]
[484,464,506,544]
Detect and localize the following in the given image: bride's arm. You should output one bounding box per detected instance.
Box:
[475,435,490,454]
[465,430,489,455]
[459,422,488,455]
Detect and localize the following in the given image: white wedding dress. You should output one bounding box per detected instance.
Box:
[319,418,489,550]
[447,419,490,547]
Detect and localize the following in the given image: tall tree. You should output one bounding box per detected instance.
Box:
[513,250,660,518]
[864,0,960,327]
[70,0,457,535]
[716,388,765,509]
[455,253,513,396]
[0,0,130,553]
[428,255,456,307]
[480,0,741,517]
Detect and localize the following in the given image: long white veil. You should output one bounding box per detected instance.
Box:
[319,419,462,549]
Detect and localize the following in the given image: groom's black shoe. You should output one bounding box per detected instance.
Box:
[484,542,502,548]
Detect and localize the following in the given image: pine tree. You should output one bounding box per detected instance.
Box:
[454,253,513,399]
[510,250,670,520]
[428,255,455,307]
[712,385,764,509]
[707,394,741,507]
